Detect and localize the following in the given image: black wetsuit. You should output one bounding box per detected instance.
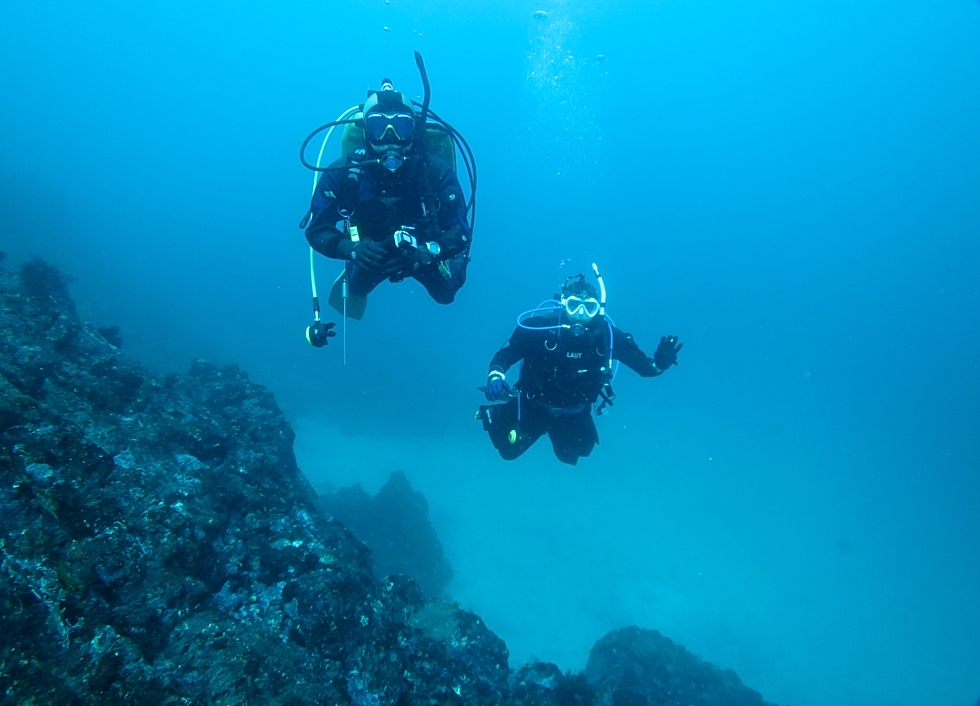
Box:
[305,151,471,304]
[479,314,664,465]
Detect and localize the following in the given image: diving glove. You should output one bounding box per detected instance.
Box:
[345,240,388,272]
[485,374,512,401]
[654,335,683,371]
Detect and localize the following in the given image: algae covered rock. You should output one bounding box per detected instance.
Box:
[0,258,509,705]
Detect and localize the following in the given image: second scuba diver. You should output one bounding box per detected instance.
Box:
[477,266,683,466]
[299,57,474,329]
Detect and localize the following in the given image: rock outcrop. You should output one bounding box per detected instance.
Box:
[317,471,453,598]
[585,627,776,706]
[0,257,507,704]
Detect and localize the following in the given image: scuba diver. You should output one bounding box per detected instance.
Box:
[477,265,683,466]
[298,52,477,346]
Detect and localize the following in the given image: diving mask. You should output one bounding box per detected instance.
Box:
[364,112,416,143]
[563,295,600,319]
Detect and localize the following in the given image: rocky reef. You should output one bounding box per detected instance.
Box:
[0,256,783,705]
[586,627,773,706]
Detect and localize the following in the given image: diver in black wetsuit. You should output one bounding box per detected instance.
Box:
[477,267,682,466]
[303,79,472,310]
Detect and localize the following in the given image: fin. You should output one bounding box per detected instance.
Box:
[328,270,367,320]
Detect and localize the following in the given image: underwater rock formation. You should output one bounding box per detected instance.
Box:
[508,661,596,706]
[317,471,454,598]
[0,258,508,704]
[0,257,782,705]
[585,627,777,706]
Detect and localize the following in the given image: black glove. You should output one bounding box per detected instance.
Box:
[383,247,423,279]
[384,230,437,279]
[654,335,683,370]
[348,240,389,272]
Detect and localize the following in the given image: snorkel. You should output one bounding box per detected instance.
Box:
[592,262,607,317]
[413,51,431,174]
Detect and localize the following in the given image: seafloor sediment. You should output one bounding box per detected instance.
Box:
[0,255,780,706]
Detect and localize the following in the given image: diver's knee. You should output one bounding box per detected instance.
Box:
[554,446,583,465]
[498,447,522,461]
[430,289,457,305]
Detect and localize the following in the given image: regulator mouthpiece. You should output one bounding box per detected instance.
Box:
[383,153,404,171]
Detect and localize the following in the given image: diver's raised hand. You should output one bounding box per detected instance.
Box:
[654,335,683,371]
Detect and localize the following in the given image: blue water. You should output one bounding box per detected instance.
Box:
[2,1,979,704]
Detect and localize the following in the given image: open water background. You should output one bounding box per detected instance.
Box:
[2,1,979,704]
